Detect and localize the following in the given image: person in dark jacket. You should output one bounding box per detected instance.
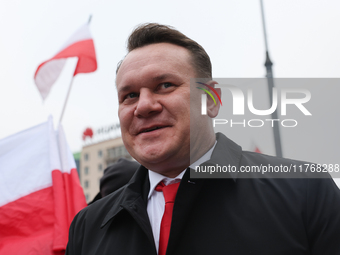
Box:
[66,23,340,255]
[88,158,140,204]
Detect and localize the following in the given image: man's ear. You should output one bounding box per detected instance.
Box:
[206,80,221,118]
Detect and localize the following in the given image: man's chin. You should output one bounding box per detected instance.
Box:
[136,151,189,175]
[136,150,169,166]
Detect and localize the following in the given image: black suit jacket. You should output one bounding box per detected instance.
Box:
[66,133,340,255]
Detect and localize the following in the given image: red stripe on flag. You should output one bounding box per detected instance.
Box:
[34,39,97,78]
[0,169,86,254]
[0,187,55,254]
[52,168,87,252]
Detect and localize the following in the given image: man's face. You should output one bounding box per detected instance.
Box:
[116,43,212,177]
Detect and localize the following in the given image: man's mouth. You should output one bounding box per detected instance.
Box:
[138,125,170,134]
[142,126,162,133]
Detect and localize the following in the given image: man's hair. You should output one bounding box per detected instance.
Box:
[116,23,212,78]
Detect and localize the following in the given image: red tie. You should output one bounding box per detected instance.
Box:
[155,181,180,255]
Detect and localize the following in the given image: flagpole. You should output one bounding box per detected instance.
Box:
[59,16,92,124]
[58,61,77,124]
[260,0,283,157]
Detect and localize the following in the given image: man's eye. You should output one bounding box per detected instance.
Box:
[126,92,138,99]
[160,82,174,89]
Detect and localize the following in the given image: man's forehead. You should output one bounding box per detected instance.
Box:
[116,43,193,85]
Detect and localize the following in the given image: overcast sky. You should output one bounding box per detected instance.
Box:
[1,0,339,158]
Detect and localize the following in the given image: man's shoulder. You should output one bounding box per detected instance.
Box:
[241,150,305,165]
[74,185,127,225]
[72,165,149,227]
[216,132,311,165]
[215,132,332,179]
[241,150,334,180]
[90,184,126,206]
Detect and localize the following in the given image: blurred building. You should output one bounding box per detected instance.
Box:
[79,136,133,202]
[73,152,81,177]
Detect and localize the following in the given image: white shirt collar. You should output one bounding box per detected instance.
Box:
[148,170,185,199]
[148,141,217,199]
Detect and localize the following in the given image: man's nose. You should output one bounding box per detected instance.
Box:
[134,89,162,117]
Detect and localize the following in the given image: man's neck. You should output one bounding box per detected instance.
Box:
[189,140,217,169]
[148,138,217,178]
[190,136,216,165]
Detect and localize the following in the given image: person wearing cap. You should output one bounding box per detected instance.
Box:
[66,23,340,255]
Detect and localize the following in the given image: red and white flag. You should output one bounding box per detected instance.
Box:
[34,24,97,100]
[0,117,87,254]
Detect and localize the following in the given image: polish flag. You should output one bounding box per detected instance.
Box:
[34,24,97,100]
[0,117,87,254]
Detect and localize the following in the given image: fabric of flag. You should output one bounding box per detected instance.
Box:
[34,24,97,100]
[0,117,87,254]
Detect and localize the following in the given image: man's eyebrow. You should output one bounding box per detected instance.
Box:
[117,85,133,94]
[118,73,179,94]
[152,73,178,81]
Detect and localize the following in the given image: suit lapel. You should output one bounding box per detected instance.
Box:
[101,166,155,248]
[166,169,206,254]
[121,196,154,246]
